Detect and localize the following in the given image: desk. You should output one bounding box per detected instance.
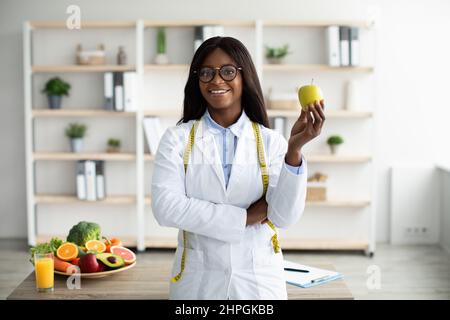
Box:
[7,261,353,300]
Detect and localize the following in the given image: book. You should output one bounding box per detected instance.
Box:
[123,72,137,112]
[194,26,203,52]
[143,117,163,155]
[326,26,340,67]
[349,27,360,66]
[84,160,97,201]
[273,117,286,137]
[76,160,86,200]
[103,72,114,111]
[339,26,350,66]
[113,72,124,111]
[95,161,105,200]
[202,25,224,42]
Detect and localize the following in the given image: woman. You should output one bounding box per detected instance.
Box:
[151,36,325,300]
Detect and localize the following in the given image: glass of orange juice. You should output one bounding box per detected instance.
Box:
[34,253,54,292]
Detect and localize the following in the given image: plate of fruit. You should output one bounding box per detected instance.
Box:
[30,221,137,278]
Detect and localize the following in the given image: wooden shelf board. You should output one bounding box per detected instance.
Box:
[143,154,370,163]
[268,109,372,118]
[32,109,136,118]
[144,20,255,28]
[308,155,371,163]
[32,65,135,73]
[30,21,136,29]
[33,152,137,161]
[142,109,372,119]
[35,194,138,205]
[263,64,374,73]
[263,20,374,29]
[143,109,182,117]
[280,239,369,251]
[306,200,370,207]
[143,237,369,250]
[144,64,189,72]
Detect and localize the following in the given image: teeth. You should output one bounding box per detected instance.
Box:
[210,90,228,94]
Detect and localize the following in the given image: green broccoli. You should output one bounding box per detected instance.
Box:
[66,221,101,246]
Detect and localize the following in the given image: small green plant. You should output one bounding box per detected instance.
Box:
[65,123,87,139]
[107,138,121,148]
[265,44,291,59]
[156,27,166,54]
[42,77,71,96]
[327,135,344,145]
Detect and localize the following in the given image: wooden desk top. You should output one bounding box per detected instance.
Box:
[7,260,353,300]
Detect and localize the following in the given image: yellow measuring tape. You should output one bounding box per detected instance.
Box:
[251,122,281,254]
[171,120,280,283]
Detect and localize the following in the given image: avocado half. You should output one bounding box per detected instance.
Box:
[96,253,125,269]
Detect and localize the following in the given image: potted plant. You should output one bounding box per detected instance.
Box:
[65,123,87,153]
[42,77,71,109]
[154,27,169,64]
[327,135,344,155]
[265,44,291,64]
[107,138,121,153]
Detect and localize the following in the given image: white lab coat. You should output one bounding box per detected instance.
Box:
[151,112,307,300]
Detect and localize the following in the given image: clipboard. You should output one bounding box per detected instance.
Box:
[283,260,343,288]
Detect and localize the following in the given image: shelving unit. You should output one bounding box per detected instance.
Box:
[24,18,376,254]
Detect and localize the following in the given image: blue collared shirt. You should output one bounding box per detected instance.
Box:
[204,110,304,187]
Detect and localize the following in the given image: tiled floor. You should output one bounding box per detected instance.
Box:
[1,239,449,300]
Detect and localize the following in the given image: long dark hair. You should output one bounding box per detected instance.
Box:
[178,36,269,128]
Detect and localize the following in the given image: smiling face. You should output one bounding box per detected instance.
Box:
[198,48,243,113]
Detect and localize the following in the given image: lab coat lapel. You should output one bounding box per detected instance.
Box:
[193,118,227,195]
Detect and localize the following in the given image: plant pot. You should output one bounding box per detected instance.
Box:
[48,95,62,109]
[329,144,339,155]
[266,57,284,64]
[107,147,120,153]
[70,138,83,153]
[154,53,169,65]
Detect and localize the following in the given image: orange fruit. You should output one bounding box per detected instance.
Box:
[56,242,79,261]
[85,240,106,253]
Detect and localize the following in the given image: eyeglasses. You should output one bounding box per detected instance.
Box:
[194,64,243,83]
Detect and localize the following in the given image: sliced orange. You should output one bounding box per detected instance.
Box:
[56,242,79,261]
[85,240,106,253]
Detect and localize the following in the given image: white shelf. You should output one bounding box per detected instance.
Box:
[32,65,135,73]
[24,19,376,253]
[32,109,136,118]
[30,21,136,29]
[262,20,374,29]
[142,108,372,119]
[263,64,374,73]
[33,152,137,161]
[280,239,369,251]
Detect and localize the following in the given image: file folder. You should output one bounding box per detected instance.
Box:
[284,260,343,288]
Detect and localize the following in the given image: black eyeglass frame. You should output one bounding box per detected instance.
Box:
[193,64,243,83]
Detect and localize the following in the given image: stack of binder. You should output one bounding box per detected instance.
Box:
[284,260,343,288]
[76,160,106,201]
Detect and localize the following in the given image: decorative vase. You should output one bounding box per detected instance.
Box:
[70,138,83,153]
[154,53,169,65]
[48,95,62,109]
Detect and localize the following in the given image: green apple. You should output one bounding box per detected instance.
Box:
[298,83,324,111]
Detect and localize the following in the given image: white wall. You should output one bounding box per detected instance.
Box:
[1,0,449,242]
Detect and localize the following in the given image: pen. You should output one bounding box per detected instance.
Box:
[284,267,309,273]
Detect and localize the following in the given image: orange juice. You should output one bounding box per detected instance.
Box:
[34,253,54,292]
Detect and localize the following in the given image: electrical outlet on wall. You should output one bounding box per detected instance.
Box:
[404,226,429,239]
